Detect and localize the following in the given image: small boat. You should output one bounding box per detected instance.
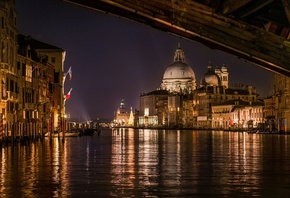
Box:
[45,130,80,137]
[247,129,257,134]
[64,131,80,137]
[256,130,279,134]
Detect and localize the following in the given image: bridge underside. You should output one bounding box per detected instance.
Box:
[64,0,290,76]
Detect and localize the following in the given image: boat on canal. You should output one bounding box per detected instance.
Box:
[44,130,80,137]
[256,130,279,134]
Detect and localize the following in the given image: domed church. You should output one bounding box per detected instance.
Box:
[138,44,262,129]
[200,62,229,88]
[161,44,196,94]
[200,63,221,87]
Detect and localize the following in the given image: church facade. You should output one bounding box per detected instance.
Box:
[113,99,134,126]
[138,45,265,130]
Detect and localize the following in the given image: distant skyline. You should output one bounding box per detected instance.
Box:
[16,0,274,121]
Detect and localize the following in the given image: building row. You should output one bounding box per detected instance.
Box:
[114,45,289,132]
[0,1,66,141]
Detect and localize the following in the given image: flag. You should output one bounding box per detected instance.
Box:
[65,88,73,100]
[67,66,72,80]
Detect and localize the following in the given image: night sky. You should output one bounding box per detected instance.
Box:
[16,0,274,121]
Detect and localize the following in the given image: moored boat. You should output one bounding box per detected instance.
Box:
[256,130,279,134]
[44,130,80,137]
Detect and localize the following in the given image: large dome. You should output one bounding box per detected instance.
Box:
[200,63,221,87]
[163,61,195,79]
[161,45,196,93]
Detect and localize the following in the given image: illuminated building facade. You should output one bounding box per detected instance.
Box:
[139,90,169,127]
[139,45,195,127]
[263,96,276,131]
[0,0,19,138]
[161,44,196,93]
[193,63,262,129]
[0,1,66,139]
[271,74,290,132]
[114,99,131,126]
[211,100,264,129]
[139,45,264,129]
[17,34,66,135]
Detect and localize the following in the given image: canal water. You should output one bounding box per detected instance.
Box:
[1,128,290,197]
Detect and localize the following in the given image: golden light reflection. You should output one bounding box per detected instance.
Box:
[1,130,290,197]
[44,138,69,198]
[176,130,181,187]
[0,139,69,197]
[110,128,136,196]
[138,129,159,186]
[216,131,263,195]
[110,128,160,196]
[0,148,6,194]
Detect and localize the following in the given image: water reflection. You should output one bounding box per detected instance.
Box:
[1,129,290,197]
[0,139,71,198]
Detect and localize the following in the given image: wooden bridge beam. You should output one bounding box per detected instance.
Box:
[64,0,290,76]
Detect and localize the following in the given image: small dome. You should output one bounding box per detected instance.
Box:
[200,63,221,87]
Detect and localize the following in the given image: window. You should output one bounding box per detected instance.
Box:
[10,79,14,92]
[15,82,18,94]
[1,17,4,29]
[25,65,32,82]
[51,57,56,64]
[54,72,59,83]
[144,108,149,116]
[49,82,54,93]
[22,63,26,76]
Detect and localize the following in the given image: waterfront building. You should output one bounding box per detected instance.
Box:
[264,96,275,119]
[139,90,169,127]
[0,0,19,138]
[271,74,290,132]
[114,99,131,126]
[0,0,66,141]
[138,44,265,129]
[211,99,264,130]
[263,96,276,130]
[139,45,263,129]
[192,62,262,129]
[139,45,195,127]
[167,93,194,128]
[17,34,66,136]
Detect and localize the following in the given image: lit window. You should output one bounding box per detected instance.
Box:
[26,64,32,82]
[144,108,149,116]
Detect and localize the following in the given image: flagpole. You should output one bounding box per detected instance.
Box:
[63,66,72,85]
[63,66,72,135]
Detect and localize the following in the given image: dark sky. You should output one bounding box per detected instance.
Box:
[16,0,274,121]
